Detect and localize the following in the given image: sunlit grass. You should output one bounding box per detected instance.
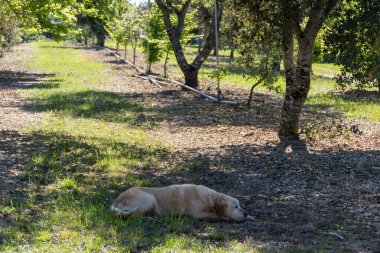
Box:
[306,92,380,121]
[313,63,341,75]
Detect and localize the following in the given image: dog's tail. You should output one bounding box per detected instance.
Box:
[110,204,138,216]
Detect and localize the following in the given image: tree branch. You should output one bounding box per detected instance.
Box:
[304,0,339,43]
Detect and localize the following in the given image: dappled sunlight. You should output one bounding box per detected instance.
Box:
[2,40,379,252]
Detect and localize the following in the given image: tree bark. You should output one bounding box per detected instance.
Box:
[96,31,106,47]
[278,0,338,139]
[163,49,170,78]
[184,67,199,88]
[230,45,235,61]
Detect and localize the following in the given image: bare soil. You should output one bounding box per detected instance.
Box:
[1,43,379,252]
[0,44,45,206]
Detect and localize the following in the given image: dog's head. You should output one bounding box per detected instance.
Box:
[213,195,248,222]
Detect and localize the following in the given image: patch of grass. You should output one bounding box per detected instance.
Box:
[313,63,341,76]
[2,40,259,252]
[306,92,380,122]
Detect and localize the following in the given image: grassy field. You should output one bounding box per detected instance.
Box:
[0,41,257,252]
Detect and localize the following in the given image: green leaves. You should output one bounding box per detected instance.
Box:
[324,0,380,91]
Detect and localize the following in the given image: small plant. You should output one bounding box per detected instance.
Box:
[300,120,362,141]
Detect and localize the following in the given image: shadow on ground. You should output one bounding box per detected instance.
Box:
[0,129,245,251]
[0,70,60,90]
[22,86,284,129]
[1,128,379,251]
[335,90,380,103]
[23,90,152,124]
[151,138,380,251]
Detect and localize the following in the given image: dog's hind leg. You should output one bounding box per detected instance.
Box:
[111,190,158,217]
[132,191,158,216]
[110,205,138,216]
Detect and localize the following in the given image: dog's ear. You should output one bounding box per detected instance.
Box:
[211,198,227,218]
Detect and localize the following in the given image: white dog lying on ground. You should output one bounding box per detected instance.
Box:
[111,184,252,222]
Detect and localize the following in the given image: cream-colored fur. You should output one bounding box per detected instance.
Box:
[111,184,249,221]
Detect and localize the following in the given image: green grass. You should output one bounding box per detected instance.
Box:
[1,40,258,252]
[306,92,380,121]
[313,63,341,75]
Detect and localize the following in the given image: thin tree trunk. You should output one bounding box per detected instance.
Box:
[147,62,152,75]
[84,36,88,46]
[230,45,235,62]
[116,43,119,54]
[247,77,265,107]
[133,47,136,65]
[124,44,127,60]
[198,40,202,54]
[163,49,170,78]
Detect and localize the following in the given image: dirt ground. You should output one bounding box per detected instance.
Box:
[1,43,380,252]
[0,44,45,206]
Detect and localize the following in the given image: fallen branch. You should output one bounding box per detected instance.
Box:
[164,77,239,105]
[130,74,164,88]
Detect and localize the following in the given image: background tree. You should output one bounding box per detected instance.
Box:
[0,2,21,57]
[124,7,143,65]
[141,5,166,74]
[76,0,115,47]
[156,0,225,88]
[1,0,77,56]
[324,0,380,92]
[238,0,338,139]
[106,0,129,53]
[230,0,282,106]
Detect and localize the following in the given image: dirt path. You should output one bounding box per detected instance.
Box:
[0,44,46,210]
[1,43,379,251]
